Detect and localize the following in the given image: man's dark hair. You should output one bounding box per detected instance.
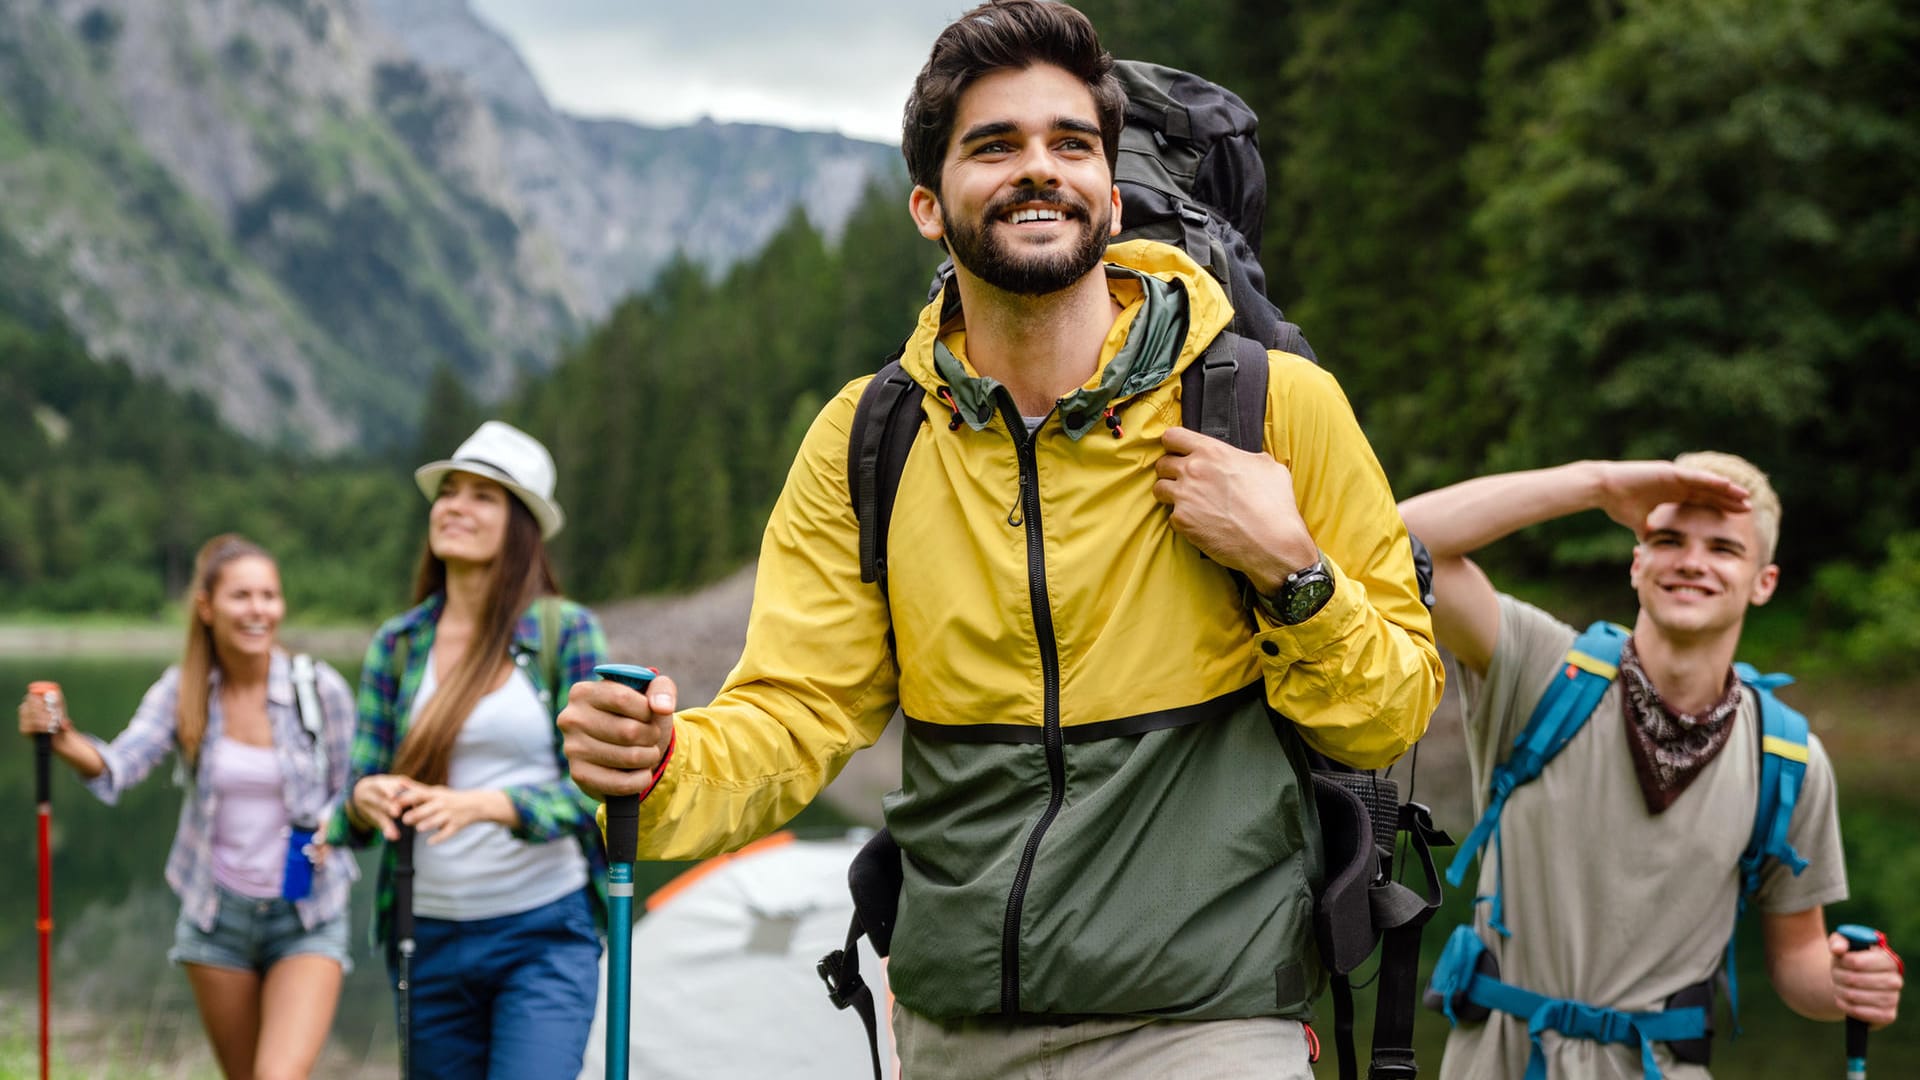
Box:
[901,0,1126,195]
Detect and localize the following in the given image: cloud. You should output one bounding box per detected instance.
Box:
[469,1,963,141]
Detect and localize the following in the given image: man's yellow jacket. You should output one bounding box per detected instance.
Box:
[614,239,1442,1021]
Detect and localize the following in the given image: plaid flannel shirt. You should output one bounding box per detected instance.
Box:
[330,593,609,943]
[85,650,359,932]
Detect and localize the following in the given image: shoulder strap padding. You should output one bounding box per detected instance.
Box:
[1179,330,1268,451]
[1735,663,1811,895]
[536,596,564,717]
[290,652,327,791]
[849,355,925,593]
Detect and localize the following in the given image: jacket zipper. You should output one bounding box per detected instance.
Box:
[1001,419,1065,1016]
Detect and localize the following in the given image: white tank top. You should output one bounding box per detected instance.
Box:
[408,660,589,920]
[206,736,290,899]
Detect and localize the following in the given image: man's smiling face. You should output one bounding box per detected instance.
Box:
[1630,501,1779,640]
[909,63,1121,297]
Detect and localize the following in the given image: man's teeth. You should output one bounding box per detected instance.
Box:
[1008,209,1065,224]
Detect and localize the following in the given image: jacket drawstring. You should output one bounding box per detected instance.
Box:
[937,387,963,431]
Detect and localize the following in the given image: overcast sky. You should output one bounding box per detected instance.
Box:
[467,1,968,144]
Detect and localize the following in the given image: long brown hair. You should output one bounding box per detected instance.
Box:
[391,489,560,786]
[176,534,276,768]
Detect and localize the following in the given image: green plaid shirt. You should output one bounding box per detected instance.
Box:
[330,593,610,944]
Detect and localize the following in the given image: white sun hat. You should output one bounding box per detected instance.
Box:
[414,420,566,539]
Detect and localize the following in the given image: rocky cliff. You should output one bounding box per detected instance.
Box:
[0,0,897,450]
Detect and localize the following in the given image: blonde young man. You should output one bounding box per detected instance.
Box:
[558,2,1441,1076]
[1400,454,1903,1079]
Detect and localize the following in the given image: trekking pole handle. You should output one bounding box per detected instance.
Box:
[593,665,659,864]
[1837,924,1879,1080]
[28,681,62,806]
[34,733,50,805]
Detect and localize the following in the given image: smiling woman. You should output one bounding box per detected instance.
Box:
[12,533,360,1080]
[334,420,610,1080]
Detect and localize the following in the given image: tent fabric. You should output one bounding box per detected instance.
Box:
[579,831,894,1079]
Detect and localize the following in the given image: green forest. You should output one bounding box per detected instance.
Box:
[2,0,1916,676]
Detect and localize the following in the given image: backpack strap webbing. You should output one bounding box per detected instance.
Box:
[1179,330,1268,452]
[1447,620,1629,936]
[849,354,924,595]
[817,914,885,1080]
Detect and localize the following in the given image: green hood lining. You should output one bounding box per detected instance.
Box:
[930,267,1192,440]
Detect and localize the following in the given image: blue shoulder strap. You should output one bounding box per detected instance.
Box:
[1722,662,1812,1033]
[1735,663,1811,896]
[1446,621,1629,935]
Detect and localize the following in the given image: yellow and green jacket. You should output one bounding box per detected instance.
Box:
[623,240,1442,1020]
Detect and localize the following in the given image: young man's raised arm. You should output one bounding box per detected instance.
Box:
[1398,461,1752,675]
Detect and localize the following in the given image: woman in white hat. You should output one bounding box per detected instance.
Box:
[335,420,609,1079]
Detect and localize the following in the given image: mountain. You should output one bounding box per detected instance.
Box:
[0,0,898,451]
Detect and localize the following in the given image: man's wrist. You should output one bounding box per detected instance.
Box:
[1247,540,1321,596]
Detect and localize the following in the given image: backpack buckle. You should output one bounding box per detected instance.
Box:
[1366,1063,1419,1080]
[1176,202,1211,228]
[817,950,866,1010]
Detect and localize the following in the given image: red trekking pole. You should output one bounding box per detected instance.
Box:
[27,681,63,1080]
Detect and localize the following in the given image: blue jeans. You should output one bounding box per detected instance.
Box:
[388,888,601,1080]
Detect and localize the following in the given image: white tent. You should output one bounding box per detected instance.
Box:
[579,831,894,1079]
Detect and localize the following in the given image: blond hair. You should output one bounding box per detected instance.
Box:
[1673,451,1780,563]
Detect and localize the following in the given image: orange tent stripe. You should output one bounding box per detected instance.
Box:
[645,831,797,912]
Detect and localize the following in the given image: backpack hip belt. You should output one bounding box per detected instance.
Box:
[1427,926,1709,1080]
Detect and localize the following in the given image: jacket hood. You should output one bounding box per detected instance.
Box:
[899,240,1235,440]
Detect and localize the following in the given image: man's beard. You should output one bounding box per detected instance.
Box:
[942,188,1112,297]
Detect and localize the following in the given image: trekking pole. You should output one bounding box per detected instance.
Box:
[28,681,62,1080]
[394,822,417,1080]
[592,664,658,1080]
[1836,924,1882,1080]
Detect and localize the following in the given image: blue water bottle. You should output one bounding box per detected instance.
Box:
[282,821,317,902]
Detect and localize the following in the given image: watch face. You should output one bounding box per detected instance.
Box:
[1283,573,1335,625]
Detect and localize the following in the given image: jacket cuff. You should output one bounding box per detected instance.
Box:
[1251,553,1365,665]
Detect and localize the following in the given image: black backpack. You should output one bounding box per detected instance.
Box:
[820,60,1450,1080]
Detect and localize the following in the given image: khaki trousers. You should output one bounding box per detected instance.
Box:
[892,1005,1316,1080]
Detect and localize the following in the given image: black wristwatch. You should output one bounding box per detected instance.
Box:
[1252,558,1335,626]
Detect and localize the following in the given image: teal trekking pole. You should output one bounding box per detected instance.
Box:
[1836,924,1883,1080]
[593,663,658,1080]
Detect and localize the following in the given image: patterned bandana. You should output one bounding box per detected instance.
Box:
[1618,637,1742,813]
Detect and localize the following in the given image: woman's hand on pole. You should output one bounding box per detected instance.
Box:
[559,674,677,801]
[17,692,59,739]
[396,785,516,845]
[350,774,414,841]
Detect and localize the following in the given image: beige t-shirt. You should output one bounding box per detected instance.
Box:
[1438,596,1848,1080]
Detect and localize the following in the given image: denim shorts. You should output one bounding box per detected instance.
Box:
[169,885,353,975]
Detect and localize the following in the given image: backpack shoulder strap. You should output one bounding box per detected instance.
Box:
[1446,621,1629,923]
[1179,330,1267,452]
[536,596,564,719]
[1721,662,1811,1031]
[1734,662,1811,897]
[290,652,327,785]
[849,355,927,595]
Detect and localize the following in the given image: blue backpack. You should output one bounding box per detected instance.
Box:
[1427,621,1811,1077]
